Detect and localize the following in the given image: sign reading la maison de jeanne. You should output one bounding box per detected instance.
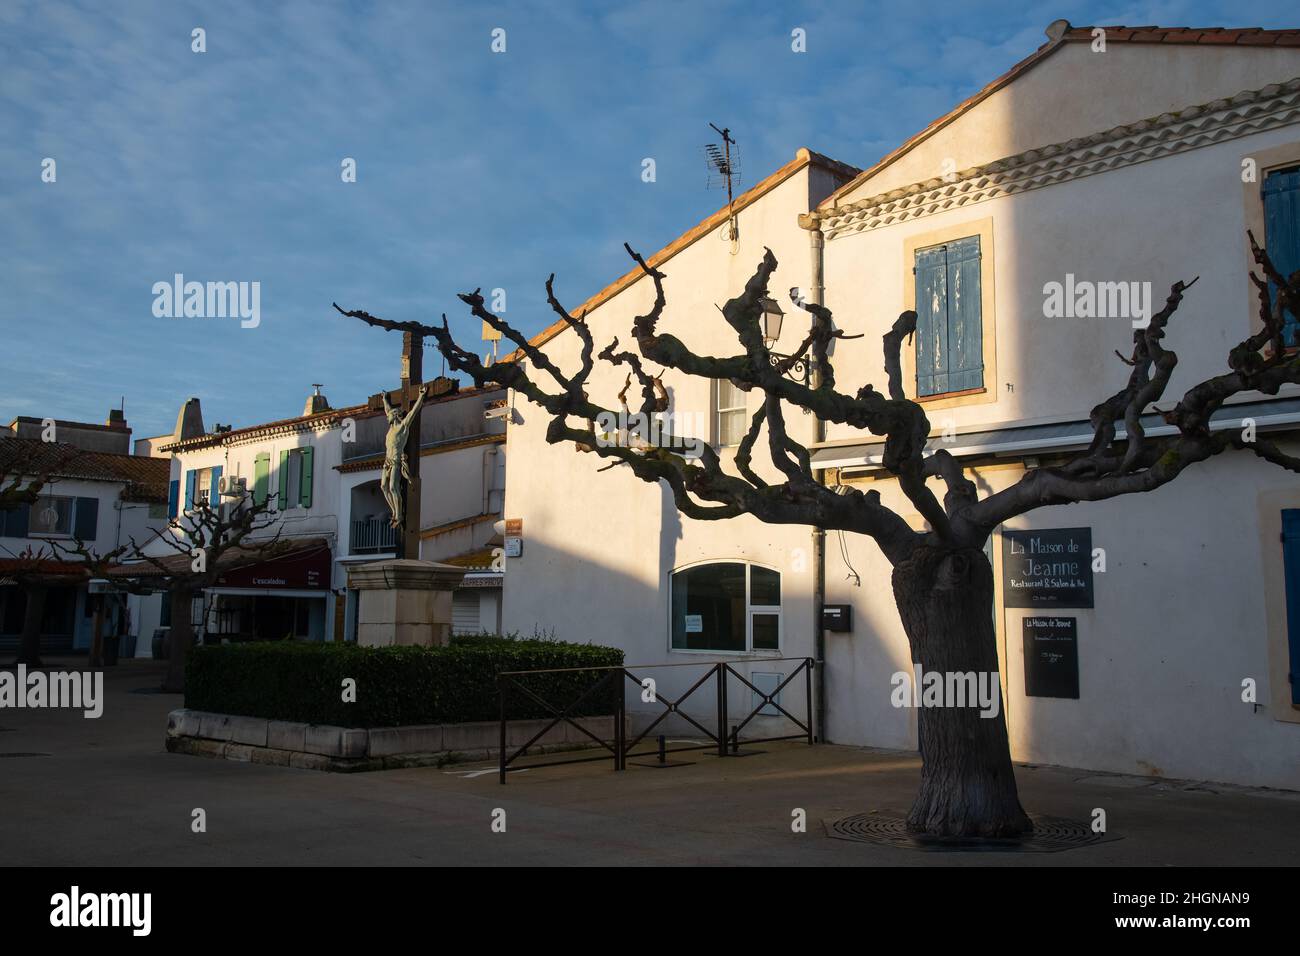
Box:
[1022,616,1080,699]
[1001,527,1094,608]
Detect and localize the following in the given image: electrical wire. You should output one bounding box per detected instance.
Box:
[832,483,862,588]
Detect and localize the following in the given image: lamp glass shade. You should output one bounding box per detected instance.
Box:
[760,297,784,347]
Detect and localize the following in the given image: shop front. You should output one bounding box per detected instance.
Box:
[203,543,334,643]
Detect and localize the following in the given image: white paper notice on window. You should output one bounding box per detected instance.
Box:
[684,614,703,633]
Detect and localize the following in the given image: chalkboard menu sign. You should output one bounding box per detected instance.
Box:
[1023,616,1079,699]
[1001,527,1093,608]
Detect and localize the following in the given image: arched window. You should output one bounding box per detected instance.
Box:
[669,561,781,652]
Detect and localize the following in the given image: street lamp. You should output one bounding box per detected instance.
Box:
[763,295,813,384]
[760,296,784,349]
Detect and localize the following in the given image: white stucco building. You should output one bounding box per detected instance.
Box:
[136,381,507,651]
[495,23,1300,789]
[0,409,170,656]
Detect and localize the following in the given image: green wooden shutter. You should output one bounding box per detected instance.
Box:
[209,465,223,507]
[278,450,290,510]
[252,453,270,506]
[299,447,313,509]
[167,479,180,519]
[914,245,949,396]
[183,470,196,513]
[945,236,984,392]
[1263,167,1300,346]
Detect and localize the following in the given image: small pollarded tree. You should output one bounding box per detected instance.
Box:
[124,492,286,693]
[336,231,1299,838]
[4,546,82,668]
[42,538,131,667]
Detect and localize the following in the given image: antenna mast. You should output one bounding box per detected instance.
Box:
[704,123,741,246]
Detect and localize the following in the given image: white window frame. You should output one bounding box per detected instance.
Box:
[191,467,215,509]
[30,495,74,537]
[714,378,747,447]
[286,452,304,509]
[667,559,783,655]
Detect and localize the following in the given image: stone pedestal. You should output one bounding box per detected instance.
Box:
[347,559,466,647]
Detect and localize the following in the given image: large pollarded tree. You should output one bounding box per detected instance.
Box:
[336,231,1299,837]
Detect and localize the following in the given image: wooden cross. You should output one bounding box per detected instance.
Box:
[364,332,457,560]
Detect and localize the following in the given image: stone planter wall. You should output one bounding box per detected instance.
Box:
[166,708,614,772]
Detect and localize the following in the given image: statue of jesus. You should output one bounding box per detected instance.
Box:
[380,387,426,530]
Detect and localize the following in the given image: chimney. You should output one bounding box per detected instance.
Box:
[1045,19,1071,42]
[106,407,127,429]
[175,397,205,441]
[303,384,332,416]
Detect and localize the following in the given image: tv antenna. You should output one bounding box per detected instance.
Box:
[704,123,741,245]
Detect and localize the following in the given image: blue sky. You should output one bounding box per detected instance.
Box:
[2,0,1295,441]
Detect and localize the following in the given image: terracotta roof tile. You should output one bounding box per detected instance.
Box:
[0,558,89,579]
[1196,32,1239,44]
[1238,32,1286,45]
[163,384,499,453]
[442,546,498,570]
[1127,30,1171,42]
[0,438,170,503]
[336,432,505,474]
[1064,25,1300,46]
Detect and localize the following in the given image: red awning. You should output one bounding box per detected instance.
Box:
[109,537,331,590]
[212,545,331,591]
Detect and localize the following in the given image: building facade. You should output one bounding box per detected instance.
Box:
[144,382,507,651]
[495,24,1300,789]
[0,410,170,656]
[497,148,860,736]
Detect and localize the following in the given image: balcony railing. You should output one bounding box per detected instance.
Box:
[350,516,396,554]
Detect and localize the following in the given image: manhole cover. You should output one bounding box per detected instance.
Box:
[824,810,1116,853]
[0,752,51,758]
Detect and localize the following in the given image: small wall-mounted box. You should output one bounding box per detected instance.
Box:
[821,604,852,633]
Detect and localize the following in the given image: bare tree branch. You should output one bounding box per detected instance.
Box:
[965,235,1300,530]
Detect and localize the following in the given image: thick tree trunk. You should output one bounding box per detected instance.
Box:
[892,545,1030,838]
[16,582,47,667]
[161,586,194,694]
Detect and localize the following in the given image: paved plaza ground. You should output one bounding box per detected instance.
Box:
[1,658,1297,866]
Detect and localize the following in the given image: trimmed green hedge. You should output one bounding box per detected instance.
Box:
[185,638,624,728]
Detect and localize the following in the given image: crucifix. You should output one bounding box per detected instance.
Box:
[332,300,460,561]
[365,332,457,560]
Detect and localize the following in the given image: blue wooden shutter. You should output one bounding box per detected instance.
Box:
[167,479,180,519]
[945,236,984,391]
[73,497,98,541]
[1282,509,1300,705]
[1263,168,1300,347]
[209,465,222,507]
[5,503,30,538]
[298,447,313,509]
[914,246,949,396]
[183,470,196,513]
